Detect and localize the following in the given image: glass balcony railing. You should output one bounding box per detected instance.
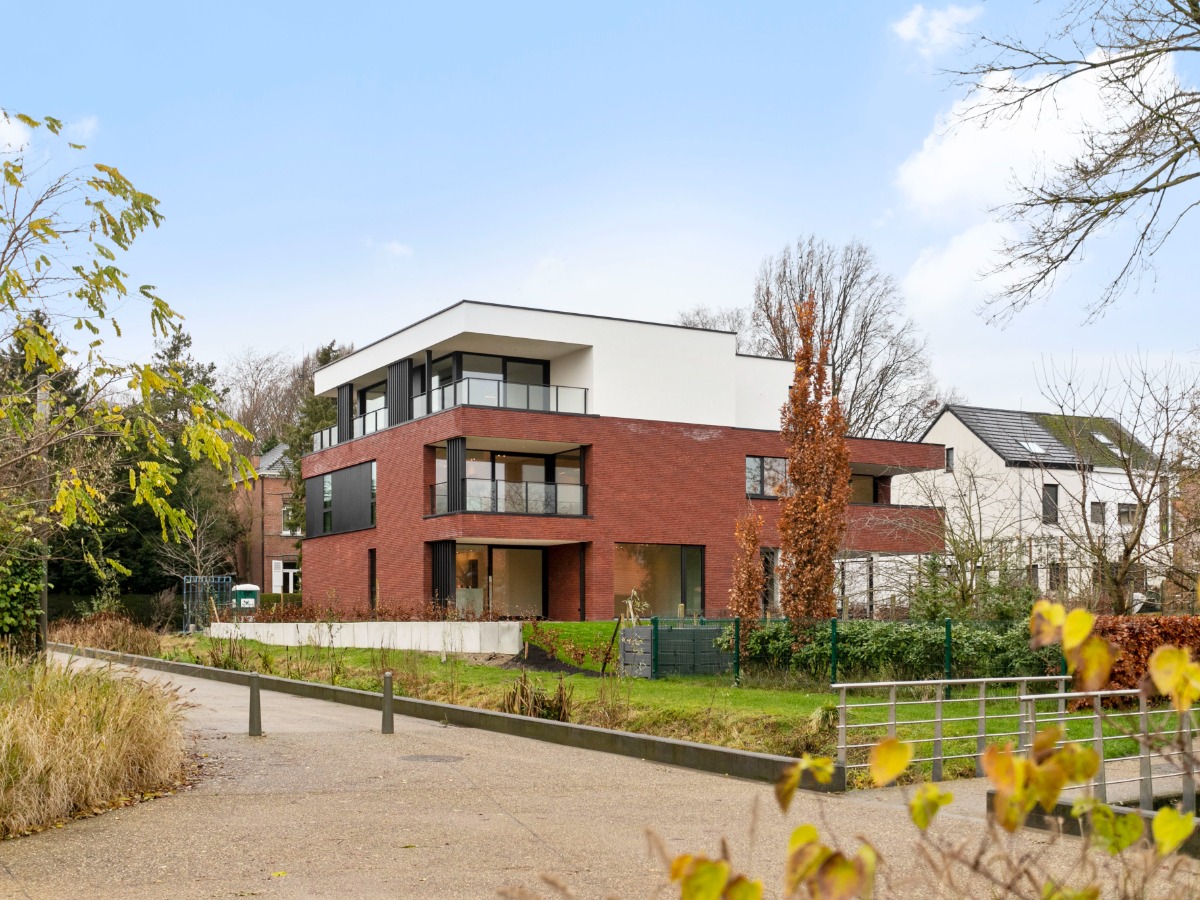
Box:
[312,377,589,451]
[416,378,587,418]
[312,425,338,452]
[353,407,389,439]
[429,479,586,516]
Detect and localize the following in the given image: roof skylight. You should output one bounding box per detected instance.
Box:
[1018,440,1046,454]
[1093,432,1116,448]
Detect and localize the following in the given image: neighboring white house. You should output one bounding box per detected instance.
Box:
[892,404,1168,606]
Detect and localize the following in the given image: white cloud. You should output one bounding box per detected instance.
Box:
[902,219,1010,315]
[892,4,981,59]
[382,240,413,258]
[363,237,414,258]
[0,114,31,152]
[66,115,99,142]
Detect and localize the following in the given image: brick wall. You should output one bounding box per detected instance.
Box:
[300,407,945,619]
[235,474,300,589]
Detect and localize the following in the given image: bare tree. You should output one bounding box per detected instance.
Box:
[154,470,242,580]
[888,451,1033,618]
[676,305,754,353]
[959,1,1200,319]
[1035,355,1200,614]
[748,236,952,440]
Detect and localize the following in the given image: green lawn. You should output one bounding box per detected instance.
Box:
[163,633,835,757]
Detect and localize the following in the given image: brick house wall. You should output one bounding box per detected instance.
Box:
[235,469,300,591]
[300,406,944,619]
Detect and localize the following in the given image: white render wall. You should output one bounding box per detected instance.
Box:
[891,410,1166,593]
[313,301,793,430]
[208,620,523,654]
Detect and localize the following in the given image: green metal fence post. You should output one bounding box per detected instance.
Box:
[944,618,953,700]
[830,617,838,685]
[733,617,741,685]
[651,616,659,680]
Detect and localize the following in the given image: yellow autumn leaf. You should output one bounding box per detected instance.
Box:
[1030,599,1066,648]
[1029,761,1067,813]
[775,762,801,814]
[809,853,865,900]
[1148,646,1200,712]
[723,875,764,900]
[909,783,954,830]
[1152,806,1196,857]
[1031,725,1064,761]
[1069,634,1116,692]
[679,859,729,900]
[868,737,912,787]
[1048,743,1100,785]
[1061,609,1095,654]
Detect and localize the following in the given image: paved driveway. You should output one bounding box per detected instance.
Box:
[0,658,1144,899]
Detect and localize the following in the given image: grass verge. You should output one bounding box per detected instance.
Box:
[0,654,186,838]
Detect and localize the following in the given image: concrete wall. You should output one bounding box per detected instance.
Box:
[208,620,523,654]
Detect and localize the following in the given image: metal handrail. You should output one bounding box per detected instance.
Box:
[428,479,587,516]
[352,407,389,438]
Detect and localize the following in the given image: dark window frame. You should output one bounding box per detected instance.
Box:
[356,380,386,416]
[1042,483,1060,526]
[1090,501,1105,526]
[745,455,788,499]
[1118,502,1137,527]
[322,474,333,534]
[945,447,955,472]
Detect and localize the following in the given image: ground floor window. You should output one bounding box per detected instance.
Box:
[273,559,300,594]
[613,543,703,617]
[453,544,544,618]
[761,547,780,613]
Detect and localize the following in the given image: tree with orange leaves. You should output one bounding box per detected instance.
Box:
[727,506,765,658]
[777,291,851,622]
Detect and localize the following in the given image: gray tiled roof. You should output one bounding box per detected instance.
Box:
[257,443,289,477]
[938,405,1146,469]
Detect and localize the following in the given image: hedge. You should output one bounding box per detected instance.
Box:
[1092,616,1200,692]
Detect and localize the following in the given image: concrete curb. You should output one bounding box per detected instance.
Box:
[49,643,844,791]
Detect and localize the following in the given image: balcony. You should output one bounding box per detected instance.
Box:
[312,425,338,452]
[413,378,587,418]
[353,407,389,439]
[843,503,944,554]
[430,479,587,516]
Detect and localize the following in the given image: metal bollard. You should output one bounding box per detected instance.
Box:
[249,672,262,737]
[382,671,394,735]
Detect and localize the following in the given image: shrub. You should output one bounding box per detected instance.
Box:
[736,618,1059,682]
[0,550,43,638]
[500,670,573,721]
[1092,615,1200,693]
[0,655,185,837]
[50,612,162,657]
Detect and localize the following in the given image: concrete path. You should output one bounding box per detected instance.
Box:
[0,658,1166,899]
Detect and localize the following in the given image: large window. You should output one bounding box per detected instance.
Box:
[1090,502,1105,526]
[358,381,385,415]
[850,475,875,504]
[453,544,544,618]
[613,543,704,617]
[1118,502,1136,527]
[746,456,787,498]
[370,461,377,525]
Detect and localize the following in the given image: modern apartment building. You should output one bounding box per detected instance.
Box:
[300,301,946,620]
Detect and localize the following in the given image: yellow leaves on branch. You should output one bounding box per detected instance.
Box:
[785,825,877,900]
[669,855,762,900]
[908,784,953,831]
[1029,600,1116,692]
[983,736,1099,832]
[774,754,835,813]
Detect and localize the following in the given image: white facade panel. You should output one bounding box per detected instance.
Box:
[313,301,792,429]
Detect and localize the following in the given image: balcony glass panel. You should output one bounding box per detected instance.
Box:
[431,481,448,514]
[311,425,338,452]
[352,407,388,438]
[437,478,586,516]
[465,477,495,511]
[556,483,584,515]
[555,385,586,414]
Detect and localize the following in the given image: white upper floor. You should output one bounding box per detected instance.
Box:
[314,300,794,430]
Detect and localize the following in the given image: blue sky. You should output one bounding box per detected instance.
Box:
[6,1,1194,410]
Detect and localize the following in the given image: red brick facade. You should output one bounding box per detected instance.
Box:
[300,407,944,619]
[235,468,301,592]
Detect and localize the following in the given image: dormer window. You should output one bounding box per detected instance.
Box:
[1019,440,1046,455]
[1093,431,1116,448]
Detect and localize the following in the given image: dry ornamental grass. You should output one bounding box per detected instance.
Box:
[0,655,185,838]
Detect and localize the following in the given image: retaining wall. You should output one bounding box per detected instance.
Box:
[207,620,522,654]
